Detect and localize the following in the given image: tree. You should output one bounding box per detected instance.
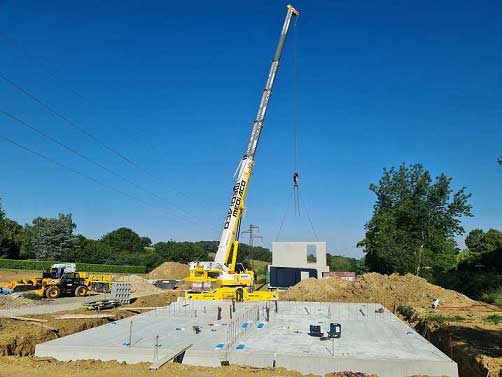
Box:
[154,241,207,264]
[21,214,78,260]
[100,227,145,253]
[465,229,485,253]
[0,200,24,259]
[0,218,24,259]
[461,228,502,272]
[358,163,472,276]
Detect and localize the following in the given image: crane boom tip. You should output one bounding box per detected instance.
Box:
[287,4,300,16]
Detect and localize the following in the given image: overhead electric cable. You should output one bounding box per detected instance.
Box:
[0,132,218,231]
[0,72,217,221]
[0,109,198,221]
[0,33,86,100]
[0,72,140,167]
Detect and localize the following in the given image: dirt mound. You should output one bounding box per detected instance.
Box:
[0,356,307,377]
[282,273,476,308]
[0,294,32,309]
[0,316,109,356]
[147,262,189,280]
[128,291,183,307]
[124,275,163,297]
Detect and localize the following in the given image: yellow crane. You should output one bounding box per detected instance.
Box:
[185,5,299,301]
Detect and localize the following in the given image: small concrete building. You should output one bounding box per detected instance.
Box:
[268,241,330,287]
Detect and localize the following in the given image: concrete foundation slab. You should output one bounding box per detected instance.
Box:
[35,300,458,377]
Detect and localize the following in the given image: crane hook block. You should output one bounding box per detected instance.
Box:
[293,172,299,186]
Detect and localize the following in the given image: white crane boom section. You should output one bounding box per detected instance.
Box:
[213,5,299,267]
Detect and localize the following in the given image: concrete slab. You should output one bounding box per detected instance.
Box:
[35,300,458,377]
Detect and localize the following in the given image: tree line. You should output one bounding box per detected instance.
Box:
[2,162,500,302]
[0,205,274,271]
[358,163,501,302]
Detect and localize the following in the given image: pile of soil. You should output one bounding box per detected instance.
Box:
[121,275,163,297]
[0,316,109,356]
[282,273,476,308]
[0,295,32,309]
[0,357,306,377]
[147,262,189,280]
[128,291,183,307]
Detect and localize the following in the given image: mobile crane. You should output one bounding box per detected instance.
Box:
[185,5,299,301]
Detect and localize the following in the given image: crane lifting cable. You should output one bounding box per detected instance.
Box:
[276,16,319,241]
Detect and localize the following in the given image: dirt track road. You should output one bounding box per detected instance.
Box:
[0,294,110,317]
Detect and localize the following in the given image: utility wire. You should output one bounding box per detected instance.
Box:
[0,33,86,100]
[0,132,215,230]
[0,34,192,183]
[0,134,152,208]
[0,72,140,168]
[0,71,218,224]
[0,109,198,222]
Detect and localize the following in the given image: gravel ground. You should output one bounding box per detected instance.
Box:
[0,294,110,317]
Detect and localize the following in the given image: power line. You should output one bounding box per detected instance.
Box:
[0,109,201,223]
[0,134,152,207]
[0,132,215,231]
[0,33,86,100]
[0,72,141,168]
[0,71,217,222]
[242,224,263,270]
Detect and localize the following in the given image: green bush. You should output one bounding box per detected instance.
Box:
[485,314,502,325]
[481,288,502,307]
[0,259,145,273]
[433,271,502,300]
[397,305,414,317]
[427,315,465,323]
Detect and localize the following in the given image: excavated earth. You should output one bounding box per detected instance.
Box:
[146,262,189,280]
[0,273,501,377]
[282,273,475,308]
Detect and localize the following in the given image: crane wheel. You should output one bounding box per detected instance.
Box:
[236,288,244,302]
[46,286,61,299]
[75,286,88,297]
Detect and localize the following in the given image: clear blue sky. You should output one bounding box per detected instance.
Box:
[0,1,501,258]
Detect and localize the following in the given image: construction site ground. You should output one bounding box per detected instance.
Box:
[0,271,500,376]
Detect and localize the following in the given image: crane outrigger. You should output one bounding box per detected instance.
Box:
[186,5,299,301]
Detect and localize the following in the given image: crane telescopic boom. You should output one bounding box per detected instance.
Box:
[213,5,299,268]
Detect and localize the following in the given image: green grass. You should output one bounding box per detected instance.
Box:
[397,305,414,318]
[23,292,43,300]
[485,314,502,325]
[427,315,465,323]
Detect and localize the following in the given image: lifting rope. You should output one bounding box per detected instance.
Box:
[275,18,319,242]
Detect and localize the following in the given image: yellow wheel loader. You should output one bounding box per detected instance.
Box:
[36,272,89,299]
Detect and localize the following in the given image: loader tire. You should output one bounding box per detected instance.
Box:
[75,286,88,297]
[46,286,61,299]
